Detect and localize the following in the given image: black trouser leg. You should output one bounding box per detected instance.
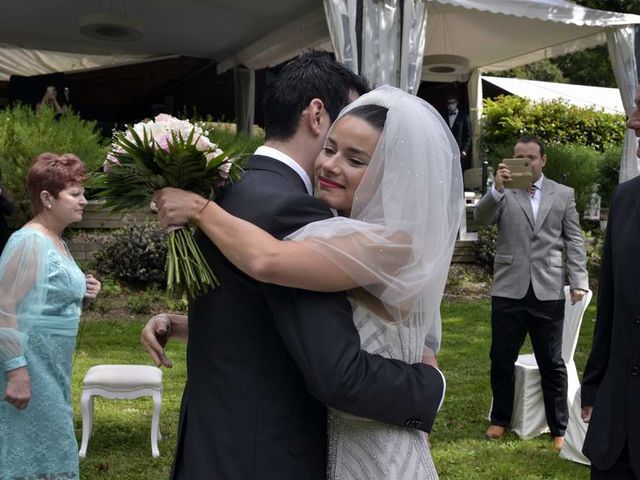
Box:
[490,295,528,427]
[526,289,567,437]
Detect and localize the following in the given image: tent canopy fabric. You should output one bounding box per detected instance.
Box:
[483,75,625,115]
[423,0,640,81]
[0,0,323,81]
[1,0,640,81]
[0,43,166,82]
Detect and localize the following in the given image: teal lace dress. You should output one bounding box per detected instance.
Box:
[0,228,86,480]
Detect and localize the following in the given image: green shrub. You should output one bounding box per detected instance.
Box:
[0,104,108,224]
[165,296,188,313]
[127,289,162,314]
[598,145,622,207]
[93,217,168,288]
[100,278,123,298]
[482,142,514,170]
[205,126,264,154]
[543,143,602,216]
[584,229,605,292]
[481,96,625,155]
[474,225,498,273]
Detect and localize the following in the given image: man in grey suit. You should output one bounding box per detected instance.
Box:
[475,136,588,450]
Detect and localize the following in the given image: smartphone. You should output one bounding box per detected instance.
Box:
[502,158,532,189]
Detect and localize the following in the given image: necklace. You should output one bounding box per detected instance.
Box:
[30,221,66,252]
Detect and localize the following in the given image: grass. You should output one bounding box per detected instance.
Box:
[72,296,596,479]
[73,316,186,479]
[433,297,595,479]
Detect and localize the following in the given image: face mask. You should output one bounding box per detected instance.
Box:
[447,102,458,113]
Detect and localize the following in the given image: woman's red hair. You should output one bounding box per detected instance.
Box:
[27,153,86,214]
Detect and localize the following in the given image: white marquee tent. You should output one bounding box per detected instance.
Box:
[483,76,625,115]
[0,0,639,180]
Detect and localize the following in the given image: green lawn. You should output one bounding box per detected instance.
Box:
[73,316,187,479]
[433,298,594,479]
[73,297,596,479]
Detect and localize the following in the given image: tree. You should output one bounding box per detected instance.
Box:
[551,46,616,87]
[494,60,568,83]
[573,0,640,15]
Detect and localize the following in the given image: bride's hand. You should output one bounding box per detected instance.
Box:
[153,188,207,228]
[421,352,439,369]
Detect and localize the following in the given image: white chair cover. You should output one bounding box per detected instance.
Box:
[510,286,592,439]
[560,386,591,465]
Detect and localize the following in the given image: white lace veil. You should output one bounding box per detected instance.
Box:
[287,85,464,354]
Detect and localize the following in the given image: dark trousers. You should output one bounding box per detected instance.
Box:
[591,441,638,479]
[489,285,568,436]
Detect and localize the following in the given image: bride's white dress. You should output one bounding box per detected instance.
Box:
[327,301,440,480]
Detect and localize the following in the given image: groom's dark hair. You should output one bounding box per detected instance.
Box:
[263,51,370,141]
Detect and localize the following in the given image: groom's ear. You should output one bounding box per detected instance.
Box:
[304,98,329,137]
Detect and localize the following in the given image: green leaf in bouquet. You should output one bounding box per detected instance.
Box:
[126,125,163,174]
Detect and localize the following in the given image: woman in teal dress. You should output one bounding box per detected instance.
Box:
[0,153,101,479]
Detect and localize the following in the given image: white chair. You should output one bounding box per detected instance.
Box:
[79,365,163,458]
[510,286,592,439]
[560,386,591,465]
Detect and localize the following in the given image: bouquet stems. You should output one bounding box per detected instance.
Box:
[166,228,219,300]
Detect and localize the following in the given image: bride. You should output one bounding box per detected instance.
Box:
[147,85,462,479]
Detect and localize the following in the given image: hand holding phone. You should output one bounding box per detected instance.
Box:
[501,158,532,189]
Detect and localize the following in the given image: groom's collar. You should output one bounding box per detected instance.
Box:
[254,146,313,195]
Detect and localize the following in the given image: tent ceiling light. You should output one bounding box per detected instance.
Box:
[423,54,470,75]
[79,13,143,42]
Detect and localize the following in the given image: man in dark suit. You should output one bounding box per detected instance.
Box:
[474,136,588,450]
[141,52,445,480]
[442,94,471,170]
[580,86,640,479]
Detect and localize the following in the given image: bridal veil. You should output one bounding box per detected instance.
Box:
[287,85,464,354]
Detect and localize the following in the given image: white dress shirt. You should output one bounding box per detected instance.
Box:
[491,175,545,223]
[254,145,313,195]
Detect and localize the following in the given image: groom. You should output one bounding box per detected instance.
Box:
[142,52,445,480]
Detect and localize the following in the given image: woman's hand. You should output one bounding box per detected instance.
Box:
[4,367,31,410]
[153,188,206,228]
[421,351,439,369]
[581,406,593,423]
[84,273,101,299]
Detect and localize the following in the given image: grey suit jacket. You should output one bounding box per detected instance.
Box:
[474,178,588,300]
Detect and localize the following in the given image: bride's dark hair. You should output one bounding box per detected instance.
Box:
[344,104,388,131]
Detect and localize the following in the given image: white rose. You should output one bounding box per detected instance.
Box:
[154,113,173,124]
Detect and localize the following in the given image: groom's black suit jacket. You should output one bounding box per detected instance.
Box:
[171,155,445,480]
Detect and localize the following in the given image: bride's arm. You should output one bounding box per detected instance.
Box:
[155,188,371,291]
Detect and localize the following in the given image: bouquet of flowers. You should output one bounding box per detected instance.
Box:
[92,114,243,300]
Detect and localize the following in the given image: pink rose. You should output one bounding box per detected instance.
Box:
[217,161,232,179]
[195,136,212,152]
[154,113,173,124]
[154,134,171,152]
[103,152,121,172]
